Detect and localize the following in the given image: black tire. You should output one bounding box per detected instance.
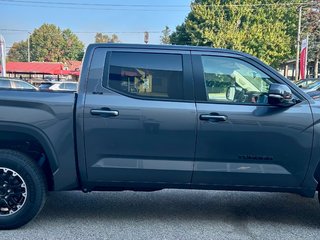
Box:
[0,149,47,229]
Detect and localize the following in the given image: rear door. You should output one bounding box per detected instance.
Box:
[191,51,313,188]
[83,47,196,184]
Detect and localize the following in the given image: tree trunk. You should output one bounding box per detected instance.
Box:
[315,52,319,78]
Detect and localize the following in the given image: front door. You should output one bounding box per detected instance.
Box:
[191,52,313,188]
[83,48,196,185]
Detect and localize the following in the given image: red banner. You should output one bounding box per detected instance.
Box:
[300,38,308,79]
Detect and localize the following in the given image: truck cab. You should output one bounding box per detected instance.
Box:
[79,44,316,193]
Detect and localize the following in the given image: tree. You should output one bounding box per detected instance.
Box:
[170,0,300,67]
[160,26,171,44]
[30,24,64,62]
[110,34,120,43]
[170,24,192,45]
[7,40,28,62]
[95,33,121,43]
[95,33,108,43]
[62,29,85,61]
[8,24,84,62]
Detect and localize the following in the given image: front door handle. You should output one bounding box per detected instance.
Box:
[200,114,227,121]
[90,109,119,117]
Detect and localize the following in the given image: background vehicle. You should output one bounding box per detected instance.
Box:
[48,81,78,91]
[38,81,59,90]
[43,76,59,82]
[1,44,320,229]
[300,79,320,93]
[295,78,319,88]
[0,77,37,90]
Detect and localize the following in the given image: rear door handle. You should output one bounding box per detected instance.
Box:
[90,109,119,117]
[200,114,227,121]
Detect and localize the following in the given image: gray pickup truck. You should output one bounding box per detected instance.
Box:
[1,44,320,229]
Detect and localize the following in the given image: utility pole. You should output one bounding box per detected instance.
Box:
[27,32,31,62]
[295,5,302,82]
[0,35,6,77]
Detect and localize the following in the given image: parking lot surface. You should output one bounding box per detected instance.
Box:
[2,190,320,240]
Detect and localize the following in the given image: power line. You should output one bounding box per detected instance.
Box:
[0,0,190,8]
[0,2,188,12]
[75,31,161,34]
[0,29,162,34]
[0,0,312,11]
[196,2,311,7]
[0,2,310,13]
[0,0,312,8]
[0,29,31,32]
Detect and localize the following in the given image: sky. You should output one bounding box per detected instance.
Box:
[0,0,192,51]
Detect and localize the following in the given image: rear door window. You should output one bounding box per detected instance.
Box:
[105,52,184,100]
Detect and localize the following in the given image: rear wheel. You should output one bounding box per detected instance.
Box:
[0,150,47,229]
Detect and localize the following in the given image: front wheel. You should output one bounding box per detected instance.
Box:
[0,150,47,229]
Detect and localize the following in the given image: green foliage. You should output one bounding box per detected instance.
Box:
[8,24,85,62]
[95,33,120,43]
[30,24,64,62]
[61,29,85,61]
[7,40,28,62]
[170,24,192,45]
[160,26,171,44]
[95,33,108,43]
[170,0,301,67]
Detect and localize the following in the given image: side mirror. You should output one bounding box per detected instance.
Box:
[268,83,294,107]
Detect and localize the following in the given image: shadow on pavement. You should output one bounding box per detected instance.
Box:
[35,190,320,229]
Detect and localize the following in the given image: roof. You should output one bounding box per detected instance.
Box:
[87,43,252,57]
[2,62,64,75]
[0,62,81,76]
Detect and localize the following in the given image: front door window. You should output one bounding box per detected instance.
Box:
[201,56,276,104]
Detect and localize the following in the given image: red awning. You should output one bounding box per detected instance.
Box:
[53,69,71,75]
[4,62,64,75]
[0,62,81,76]
[53,69,80,76]
[69,71,80,76]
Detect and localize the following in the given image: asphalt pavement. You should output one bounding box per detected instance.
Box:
[2,190,320,240]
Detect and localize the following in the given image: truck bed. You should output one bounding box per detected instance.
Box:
[0,89,78,190]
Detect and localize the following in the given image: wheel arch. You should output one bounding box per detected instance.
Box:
[0,122,59,190]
